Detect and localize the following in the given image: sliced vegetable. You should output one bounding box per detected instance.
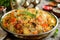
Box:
[15,23,21,30]
[42,23,48,27]
[32,30,38,34]
[10,17,16,24]
[3,22,8,27]
[37,16,43,22]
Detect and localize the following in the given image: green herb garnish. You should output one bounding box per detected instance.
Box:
[54,29,58,36]
[20,10,36,18]
[51,29,58,38]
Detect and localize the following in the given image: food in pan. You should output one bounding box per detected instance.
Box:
[1,8,57,35]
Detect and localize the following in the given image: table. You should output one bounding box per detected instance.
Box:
[0,0,60,40]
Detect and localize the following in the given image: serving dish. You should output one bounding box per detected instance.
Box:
[0,8,59,39]
[52,8,60,18]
